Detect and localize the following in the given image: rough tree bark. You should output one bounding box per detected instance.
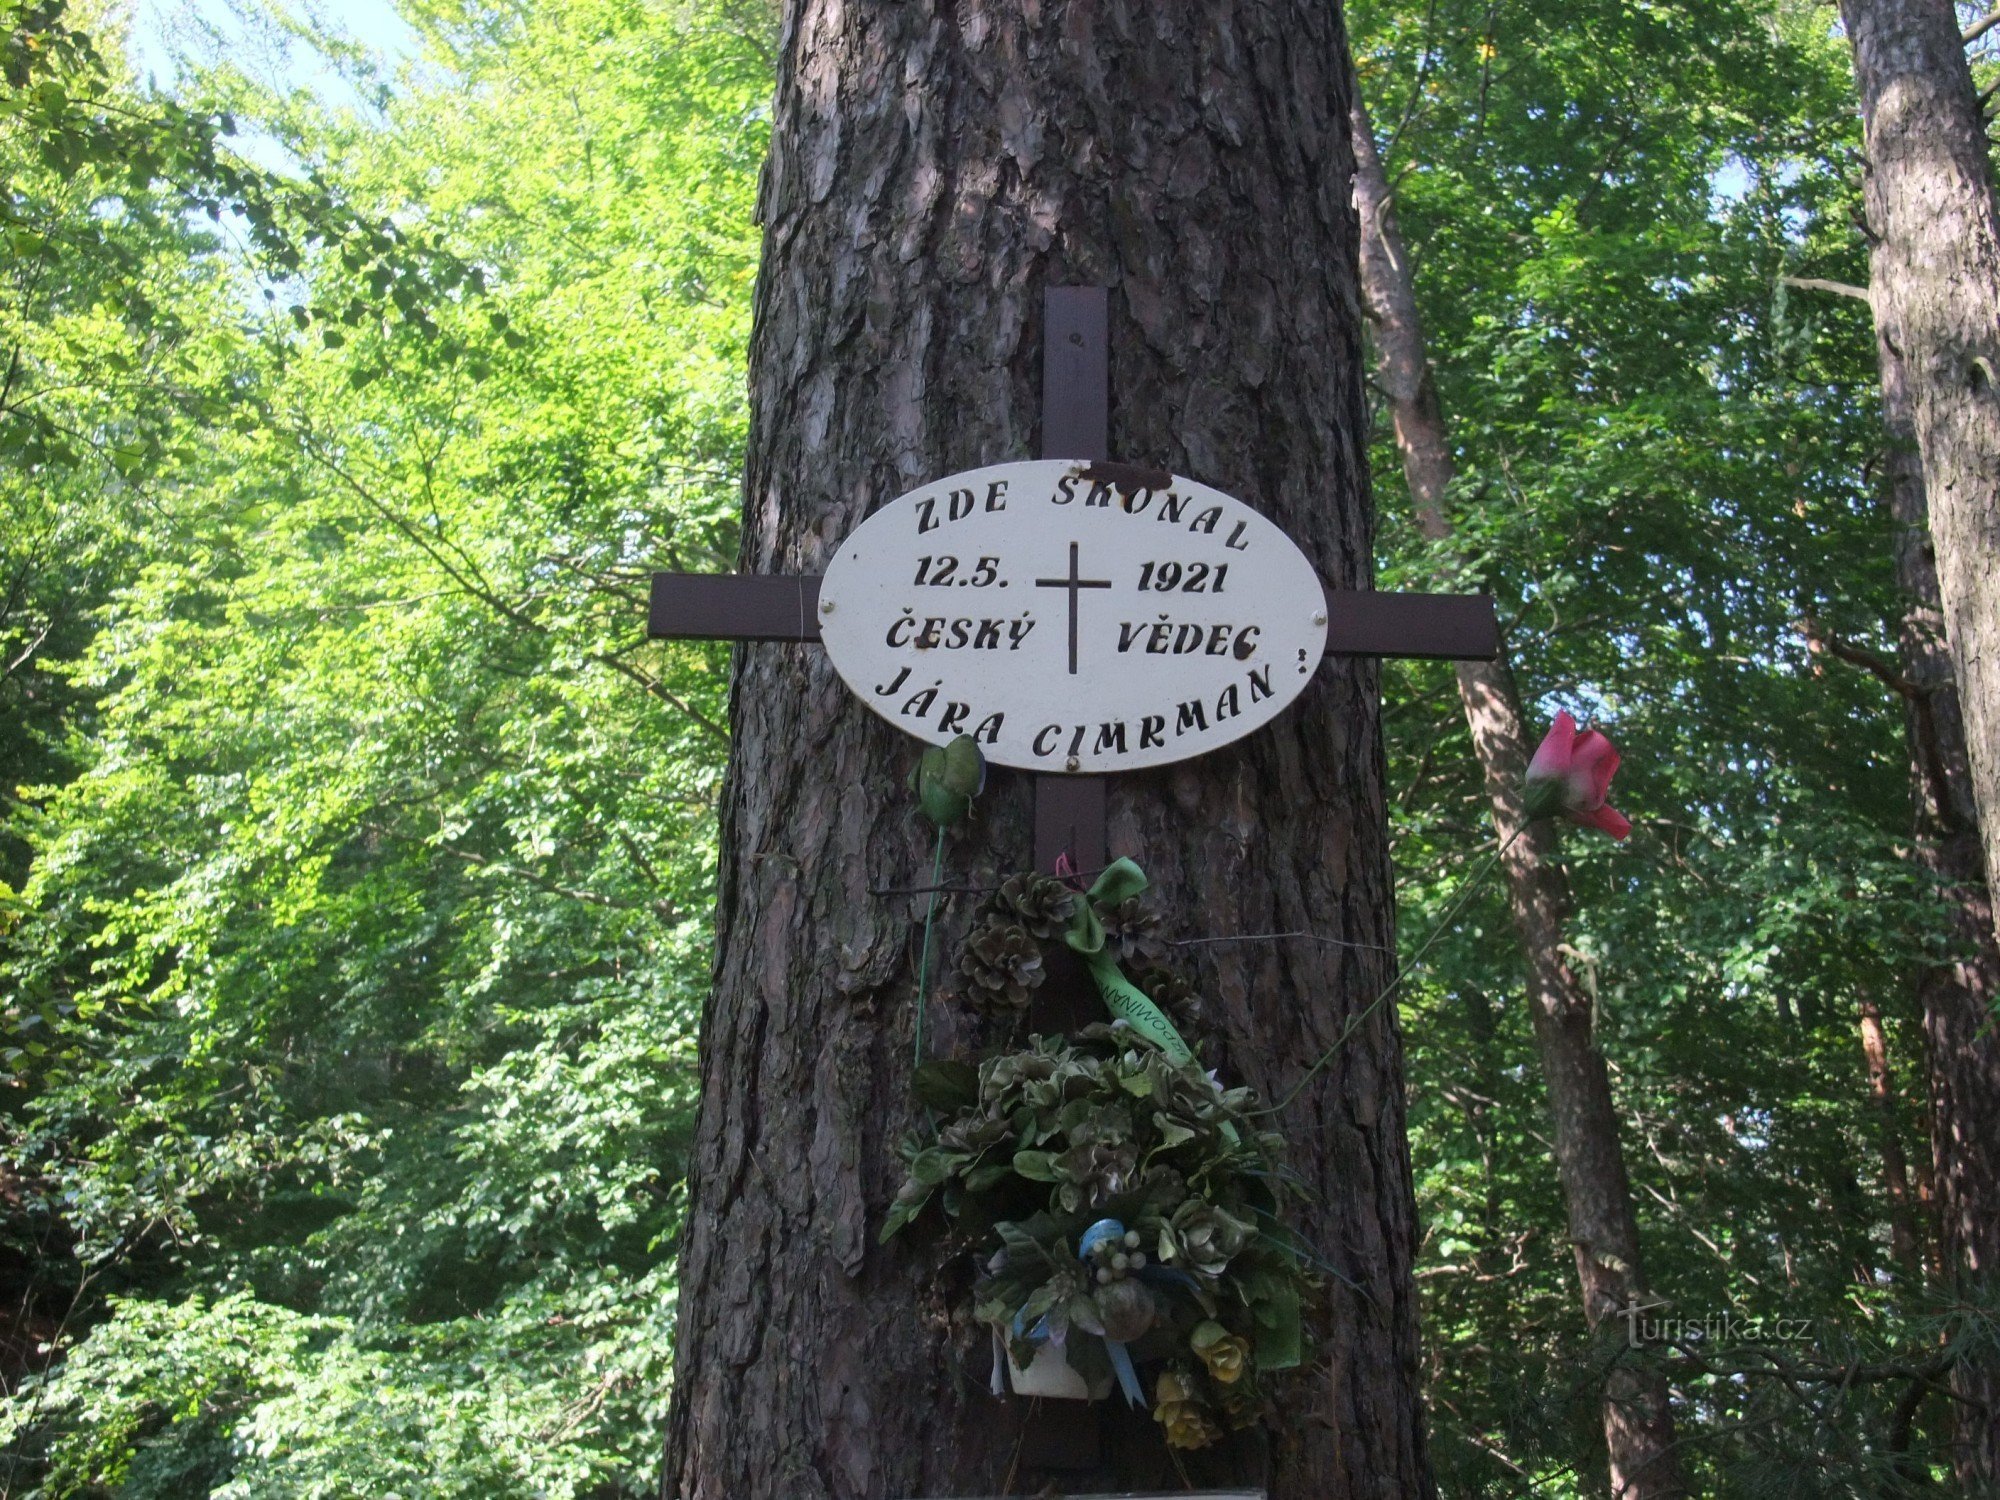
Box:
[1875,325,2000,1487]
[659,4,1433,1496]
[1348,95,1685,1499]
[1839,0,2000,943]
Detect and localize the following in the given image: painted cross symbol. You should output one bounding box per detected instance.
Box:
[1034,541,1113,675]
[648,287,1499,871]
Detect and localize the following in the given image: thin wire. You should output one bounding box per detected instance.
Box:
[912,826,947,1068]
[871,865,1110,898]
[1173,930,1394,954]
[1256,828,1520,1120]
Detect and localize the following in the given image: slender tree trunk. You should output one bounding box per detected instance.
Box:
[1876,322,2000,1488]
[1840,0,2000,944]
[660,5,1433,1496]
[1349,95,1685,1499]
[1854,996,1922,1276]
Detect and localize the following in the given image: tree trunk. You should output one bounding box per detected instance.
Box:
[1349,94,1685,1499]
[659,4,1433,1496]
[1854,996,1922,1277]
[1876,320,2000,1488]
[1840,0,2000,945]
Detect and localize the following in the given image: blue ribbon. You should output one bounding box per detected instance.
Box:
[1005,1219,1165,1408]
[1077,1219,1145,1407]
[1076,1218,1128,1258]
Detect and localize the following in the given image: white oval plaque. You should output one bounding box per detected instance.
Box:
[817,460,1329,773]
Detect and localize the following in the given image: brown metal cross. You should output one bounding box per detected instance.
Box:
[1034,541,1113,675]
[649,287,1498,872]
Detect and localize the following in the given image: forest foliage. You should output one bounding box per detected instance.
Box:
[0,0,1991,1494]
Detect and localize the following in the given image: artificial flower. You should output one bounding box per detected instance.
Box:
[1191,1321,1251,1384]
[1153,1371,1223,1450]
[1163,1197,1255,1279]
[1523,710,1631,839]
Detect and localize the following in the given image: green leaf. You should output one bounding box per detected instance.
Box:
[1011,1150,1058,1182]
[911,1058,980,1112]
[963,1161,1013,1193]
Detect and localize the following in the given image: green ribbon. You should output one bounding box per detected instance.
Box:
[1065,861,1284,1352]
[1064,858,1194,1066]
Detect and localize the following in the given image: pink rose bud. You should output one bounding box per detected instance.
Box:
[1523,710,1631,840]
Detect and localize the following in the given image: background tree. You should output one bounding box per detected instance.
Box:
[1787,256,2000,1484]
[1353,0,1988,1487]
[1873,322,2000,1489]
[1350,84,1683,1499]
[1813,8,2000,1473]
[2,2,762,1493]
[1837,0,2000,940]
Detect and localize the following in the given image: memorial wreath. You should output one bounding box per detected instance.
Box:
[881,850,1311,1451]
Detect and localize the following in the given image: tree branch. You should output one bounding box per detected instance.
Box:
[1799,619,1925,700]
[1782,275,1873,305]
[299,432,728,745]
[1967,8,2000,44]
[1796,617,1962,832]
[2,617,54,683]
[374,822,683,923]
[1662,1339,1955,1393]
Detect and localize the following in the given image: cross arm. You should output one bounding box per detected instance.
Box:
[649,572,822,642]
[647,571,1497,661]
[1321,584,1497,661]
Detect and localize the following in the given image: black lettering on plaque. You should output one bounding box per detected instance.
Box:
[1033,724,1063,756]
[973,619,1002,649]
[948,488,976,521]
[984,480,1009,512]
[1093,722,1127,755]
[901,686,939,718]
[1139,714,1166,749]
[1232,625,1261,660]
[915,617,944,649]
[973,712,1005,744]
[1052,474,1080,505]
[1215,684,1242,721]
[1173,623,1204,653]
[874,665,912,696]
[938,701,970,734]
[1117,622,1144,653]
[1157,492,1188,523]
[916,497,939,533]
[887,612,917,647]
[1248,665,1273,701]
[1175,700,1209,734]
[1223,519,1251,551]
[1084,481,1115,508]
[1188,505,1223,534]
[1067,724,1088,758]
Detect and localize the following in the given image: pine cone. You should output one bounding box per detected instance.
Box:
[958,918,1046,1013]
[1098,896,1166,965]
[995,872,1079,938]
[1132,964,1204,1030]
